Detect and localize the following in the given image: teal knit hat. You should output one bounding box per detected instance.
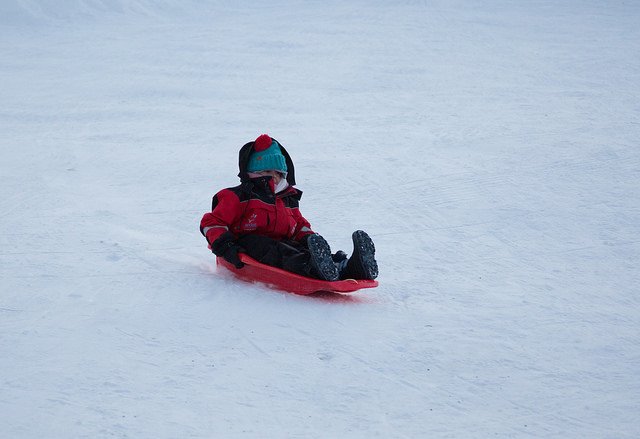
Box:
[247,135,288,173]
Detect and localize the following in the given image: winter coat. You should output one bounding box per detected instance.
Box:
[200,138,314,249]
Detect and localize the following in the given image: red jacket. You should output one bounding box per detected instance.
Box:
[200,137,314,248]
[200,177,314,247]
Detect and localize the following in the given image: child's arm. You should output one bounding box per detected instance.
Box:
[291,208,315,242]
[200,189,242,247]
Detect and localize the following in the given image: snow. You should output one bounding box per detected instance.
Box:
[1,0,639,437]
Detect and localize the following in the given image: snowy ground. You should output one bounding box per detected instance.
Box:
[1,1,639,437]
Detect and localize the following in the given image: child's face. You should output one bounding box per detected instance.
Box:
[254,170,284,183]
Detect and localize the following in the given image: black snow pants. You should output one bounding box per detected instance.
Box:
[236,235,312,278]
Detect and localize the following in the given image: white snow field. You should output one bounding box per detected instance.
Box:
[1,1,639,437]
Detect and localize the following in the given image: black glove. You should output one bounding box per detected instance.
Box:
[332,250,348,262]
[211,232,245,269]
[222,245,244,269]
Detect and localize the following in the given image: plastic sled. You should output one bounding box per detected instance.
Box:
[216,253,378,295]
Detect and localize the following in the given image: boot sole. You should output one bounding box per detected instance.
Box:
[352,230,378,280]
[307,235,339,281]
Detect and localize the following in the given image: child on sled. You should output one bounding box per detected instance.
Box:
[199,134,378,281]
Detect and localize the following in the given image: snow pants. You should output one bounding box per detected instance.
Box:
[236,234,312,278]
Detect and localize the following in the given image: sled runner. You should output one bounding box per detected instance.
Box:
[217,253,378,295]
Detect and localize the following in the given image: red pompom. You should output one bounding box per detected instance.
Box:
[254,134,272,152]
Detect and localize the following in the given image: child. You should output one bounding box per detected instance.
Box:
[200,134,378,281]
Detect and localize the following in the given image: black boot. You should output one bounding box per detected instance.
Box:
[332,250,348,263]
[343,230,378,280]
[306,234,339,281]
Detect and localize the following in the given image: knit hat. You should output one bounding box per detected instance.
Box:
[246,134,288,173]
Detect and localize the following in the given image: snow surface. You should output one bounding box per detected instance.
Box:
[1,1,639,437]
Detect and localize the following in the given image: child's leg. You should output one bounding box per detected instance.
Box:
[236,234,339,281]
[341,230,378,280]
[236,234,311,277]
[305,234,340,281]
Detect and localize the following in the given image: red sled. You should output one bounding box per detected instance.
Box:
[217,253,378,295]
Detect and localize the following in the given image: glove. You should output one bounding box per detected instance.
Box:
[222,245,244,269]
[211,231,245,269]
[332,250,348,262]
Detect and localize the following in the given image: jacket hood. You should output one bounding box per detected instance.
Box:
[237,137,296,186]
